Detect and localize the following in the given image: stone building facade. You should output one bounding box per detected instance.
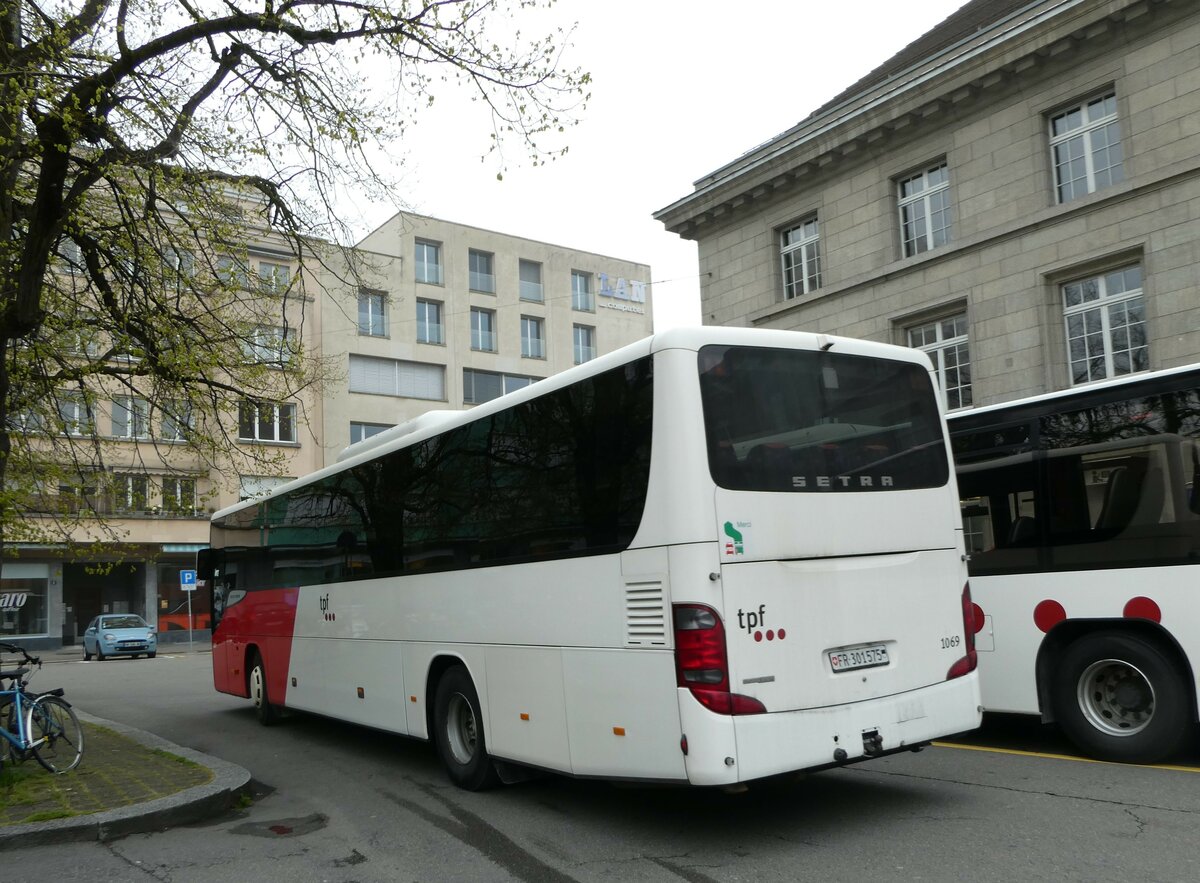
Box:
[655,0,1199,411]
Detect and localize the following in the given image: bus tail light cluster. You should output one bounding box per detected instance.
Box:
[673,604,766,715]
[946,582,978,680]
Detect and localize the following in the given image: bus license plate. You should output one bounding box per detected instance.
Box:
[829,644,889,673]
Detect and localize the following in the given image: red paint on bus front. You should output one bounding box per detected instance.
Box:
[211,588,299,704]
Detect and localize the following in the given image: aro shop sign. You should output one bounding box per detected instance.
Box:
[0,592,29,610]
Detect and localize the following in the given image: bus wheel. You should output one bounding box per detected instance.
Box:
[433,666,499,791]
[249,652,280,726]
[1053,631,1189,764]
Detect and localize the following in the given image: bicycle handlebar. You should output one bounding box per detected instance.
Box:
[0,642,41,668]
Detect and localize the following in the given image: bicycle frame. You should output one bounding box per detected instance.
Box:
[1,685,48,753]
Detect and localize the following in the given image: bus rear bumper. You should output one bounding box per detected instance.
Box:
[680,673,982,786]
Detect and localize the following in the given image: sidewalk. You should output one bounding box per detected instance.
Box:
[1,647,249,848]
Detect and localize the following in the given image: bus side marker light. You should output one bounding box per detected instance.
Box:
[1033,599,1067,633]
[520,713,530,721]
[291,677,297,687]
[1123,596,1161,623]
[410,695,417,703]
[357,687,365,699]
[613,727,626,736]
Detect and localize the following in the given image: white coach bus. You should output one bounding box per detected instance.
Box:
[949,364,1200,763]
[202,327,981,790]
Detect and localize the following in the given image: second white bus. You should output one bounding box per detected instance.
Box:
[950,364,1200,763]
[202,327,981,789]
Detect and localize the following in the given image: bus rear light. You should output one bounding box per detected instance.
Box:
[673,603,767,716]
[947,582,978,680]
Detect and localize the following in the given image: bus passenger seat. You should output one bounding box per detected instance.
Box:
[1007,516,1037,546]
[1096,466,1141,530]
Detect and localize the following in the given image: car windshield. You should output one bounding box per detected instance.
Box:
[102,615,146,629]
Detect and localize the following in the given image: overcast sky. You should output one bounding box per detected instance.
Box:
[350,0,969,331]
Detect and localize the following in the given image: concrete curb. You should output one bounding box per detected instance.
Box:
[0,712,251,849]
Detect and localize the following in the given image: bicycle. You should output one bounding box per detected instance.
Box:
[0,642,84,774]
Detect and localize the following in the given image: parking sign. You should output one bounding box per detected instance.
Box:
[180,569,197,591]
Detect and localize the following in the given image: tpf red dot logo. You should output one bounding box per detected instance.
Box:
[738,604,787,642]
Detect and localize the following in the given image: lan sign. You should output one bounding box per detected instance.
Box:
[598,273,647,315]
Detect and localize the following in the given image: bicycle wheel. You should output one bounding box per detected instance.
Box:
[28,696,84,773]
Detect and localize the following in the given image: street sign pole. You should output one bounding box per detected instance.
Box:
[179,569,198,655]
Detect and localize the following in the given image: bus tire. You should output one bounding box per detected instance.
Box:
[1052,631,1189,764]
[249,652,280,726]
[433,666,499,791]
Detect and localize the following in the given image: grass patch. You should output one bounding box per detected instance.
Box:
[1,722,212,828]
[19,809,76,823]
[151,748,202,768]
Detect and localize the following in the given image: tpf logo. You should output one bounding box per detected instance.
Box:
[319,593,335,622]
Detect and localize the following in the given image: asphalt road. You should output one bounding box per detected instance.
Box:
[5,650,1200,881]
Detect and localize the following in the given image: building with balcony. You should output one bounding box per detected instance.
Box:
[654,0,1199,412]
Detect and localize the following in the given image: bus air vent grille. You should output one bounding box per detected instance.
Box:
[625,580,667,646]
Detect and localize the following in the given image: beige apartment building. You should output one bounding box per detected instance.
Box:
[4,213,652,649]
[319,213,653,462]
[655,0,1199,411]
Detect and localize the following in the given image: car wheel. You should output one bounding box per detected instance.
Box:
[1053,630,1189,764]
[147,652,156,659]
[433,665,500,791]
[97,645,106,661]
[248,652,280,725]
[83,645,93,662]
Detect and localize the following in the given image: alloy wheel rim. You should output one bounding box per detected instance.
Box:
[1077,657,1154,737]
[446,693,478,765]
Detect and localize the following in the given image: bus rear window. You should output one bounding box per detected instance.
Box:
[698,345,949,492]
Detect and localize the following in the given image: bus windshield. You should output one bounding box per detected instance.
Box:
[698,345,948,492]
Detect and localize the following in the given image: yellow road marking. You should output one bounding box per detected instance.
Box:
[932,740,1200,772]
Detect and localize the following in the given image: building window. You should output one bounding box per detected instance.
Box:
[1050,91,1124,203]
[898,162,952,257]
[257,260,292,293]
[358,289,388,337]
[462,369,539,405]
[469,249,495,293]
[571,270,594,312]
[471,307,497,352]
[1063,264,1147,385]
[781,217,821,299]
[239,475,291,501]
[111,396,150,439]
[573,324,596,365]
[519,260,544,302]
[57,393,93,436]
[111,473,149,514]
[58,475,100,513]
[908,313,972,411]
[416,299,443,344]
[350,422,394,444]
[521,316,545,359]
[237,401,296,443]
[161,477,196,514]
[244,325,297,366]
[415,240,442,284]
[159,400,192,441]
[349,354,445,401]
[216,255,250,289]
